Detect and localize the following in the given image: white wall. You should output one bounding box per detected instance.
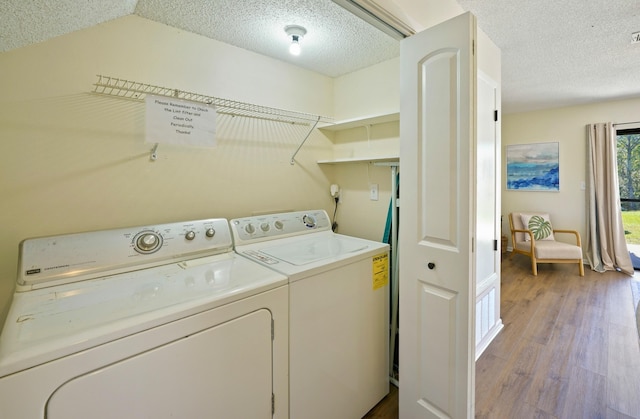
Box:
[501,97,640,249]
[0,16,337,318]
[333,58,400,121]
[325,59,400,241]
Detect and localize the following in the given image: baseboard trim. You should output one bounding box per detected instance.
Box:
[475,320,503,361]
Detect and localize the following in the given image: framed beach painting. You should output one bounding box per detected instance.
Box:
[506,142,559,191]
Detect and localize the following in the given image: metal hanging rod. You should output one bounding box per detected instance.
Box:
[92,75,332,127]
[614,121,640,126]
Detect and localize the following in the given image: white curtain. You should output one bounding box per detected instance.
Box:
[585,122,633,275]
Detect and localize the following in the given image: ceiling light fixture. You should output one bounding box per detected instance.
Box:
[285,25,307,56]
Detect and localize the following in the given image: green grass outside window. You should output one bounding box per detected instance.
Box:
[621,210,640,244]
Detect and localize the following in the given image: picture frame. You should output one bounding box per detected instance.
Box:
[506,142,559,191]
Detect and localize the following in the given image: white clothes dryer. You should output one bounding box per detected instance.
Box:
[230,209,390,419]
[0,218,288,419]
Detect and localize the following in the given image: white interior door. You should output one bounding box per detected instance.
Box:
[475,71,499,293]
[399,12,476,419]
[475,69,502,356]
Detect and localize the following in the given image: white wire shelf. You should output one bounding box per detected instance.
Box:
[92,75,332,127]
[91,75,333,164]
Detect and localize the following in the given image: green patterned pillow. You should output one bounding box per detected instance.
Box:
[520,213,555,241]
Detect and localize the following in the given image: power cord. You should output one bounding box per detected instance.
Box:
[331,197,339,231]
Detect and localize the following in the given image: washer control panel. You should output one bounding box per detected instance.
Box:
[18,218,231,290]
[230,209,331,245]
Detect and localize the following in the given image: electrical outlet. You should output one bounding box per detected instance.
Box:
[369,184,379,201]
[330,184,340,198]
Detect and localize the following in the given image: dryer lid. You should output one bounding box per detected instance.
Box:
[260,235,368,266]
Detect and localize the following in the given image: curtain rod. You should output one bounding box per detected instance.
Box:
[613,121,640,126]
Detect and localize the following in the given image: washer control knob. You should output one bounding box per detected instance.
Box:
[244,223,256,235]
[260,222,270,232]
[205,228,216,238]
[274,220,284,230]
[185,231,196,240]
[135,232,162,253]
[303,214,316,228]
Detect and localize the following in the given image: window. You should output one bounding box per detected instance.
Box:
[617,128,640,210]
[617,127,640,245]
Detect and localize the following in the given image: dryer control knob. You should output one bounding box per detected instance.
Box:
[274,220,284,230]
[260,222,270,232]
[205,228,216,238]
[185,231,196,240]
[244,223,256,234]
[302,214,316,228]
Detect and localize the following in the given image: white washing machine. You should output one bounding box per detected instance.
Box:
[0,218,289,419]
[230,209,390,419]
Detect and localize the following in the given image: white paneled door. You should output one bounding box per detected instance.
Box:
[399,12,477,419]
[475,69,502,357]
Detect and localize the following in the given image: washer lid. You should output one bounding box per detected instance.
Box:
[260,235,368,266]
[0,253,287,377]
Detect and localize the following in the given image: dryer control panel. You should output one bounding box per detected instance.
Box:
[17,218,233,290]
[231,210,331,245]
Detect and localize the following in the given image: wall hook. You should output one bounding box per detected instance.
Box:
[150,143,159,161]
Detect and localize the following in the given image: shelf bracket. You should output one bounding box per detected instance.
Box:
[290,116,321,165]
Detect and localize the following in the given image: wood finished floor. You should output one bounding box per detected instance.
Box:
[363,254,640,418]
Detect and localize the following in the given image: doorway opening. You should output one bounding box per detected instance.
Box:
[616,126,640,269]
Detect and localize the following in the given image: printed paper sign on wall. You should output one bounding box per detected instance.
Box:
[145,94,216,147]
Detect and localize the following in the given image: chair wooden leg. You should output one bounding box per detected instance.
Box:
[578,262,584,276]
[531,257,538,276]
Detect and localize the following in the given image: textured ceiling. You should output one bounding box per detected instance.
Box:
[0,0,139,50]
[457,0,640,113]
[134,0,399,78]
[1,0,640,113]
[0,0,399,79]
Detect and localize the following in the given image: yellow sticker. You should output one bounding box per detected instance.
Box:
[372,253,389,290]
